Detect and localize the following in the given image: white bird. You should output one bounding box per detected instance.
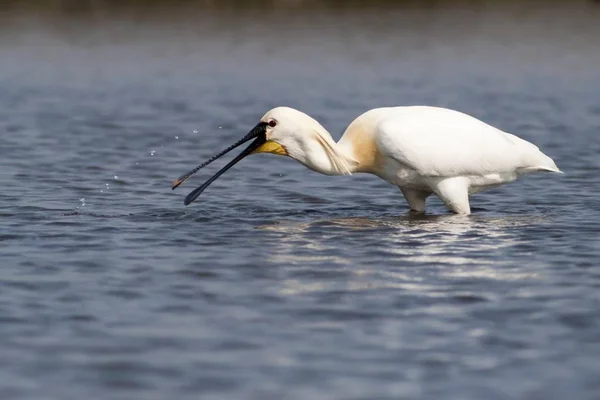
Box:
[173,106,561,215]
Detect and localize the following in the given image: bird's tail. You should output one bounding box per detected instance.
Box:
[520,151,562,174]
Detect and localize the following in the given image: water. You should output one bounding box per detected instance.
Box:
[2,2,600,399]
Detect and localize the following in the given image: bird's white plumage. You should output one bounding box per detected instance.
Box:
[341,106,559,214]
[375,106,556,178]
[195,106,561,214]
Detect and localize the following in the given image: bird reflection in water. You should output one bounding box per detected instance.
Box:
[257,213,550,296]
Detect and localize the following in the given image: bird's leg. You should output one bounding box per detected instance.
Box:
[432,177,471,215]
[400,188,432,213]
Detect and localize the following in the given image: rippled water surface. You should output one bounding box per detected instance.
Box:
[2,2,600,399]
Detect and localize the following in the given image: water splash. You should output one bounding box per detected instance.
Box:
[74,197,86,212]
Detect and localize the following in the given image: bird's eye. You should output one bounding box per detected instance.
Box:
[268,120,277,128]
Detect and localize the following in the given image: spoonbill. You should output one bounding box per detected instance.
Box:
[172,106,560,214]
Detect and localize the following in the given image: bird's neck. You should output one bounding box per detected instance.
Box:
[290,128,358,176]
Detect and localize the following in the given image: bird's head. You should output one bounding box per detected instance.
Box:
[256,106,333,158]
[172,107,354,205]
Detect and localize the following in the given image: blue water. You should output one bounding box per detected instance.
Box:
[1,3,600,399]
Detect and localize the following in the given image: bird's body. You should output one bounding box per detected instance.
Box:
[173,106,560,214]
[336,106,560,214]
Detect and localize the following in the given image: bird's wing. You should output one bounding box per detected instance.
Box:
[375,107,541,177]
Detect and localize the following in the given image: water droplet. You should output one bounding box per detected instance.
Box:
[113,175,119,180]
[218,126,223,129]
[175,136,179,140]
[150,150,156,156]
[193,129,198,134]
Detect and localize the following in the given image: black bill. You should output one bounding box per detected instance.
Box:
[172,122,267,205]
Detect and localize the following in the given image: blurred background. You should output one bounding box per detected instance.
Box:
[1,1,600,400]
